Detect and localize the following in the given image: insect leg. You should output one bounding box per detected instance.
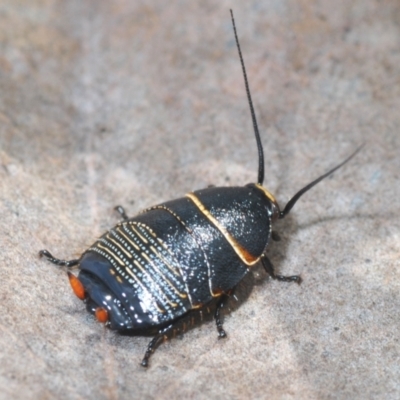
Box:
[261,256,302,284]
[141,324,174,367]
[214,294,230,339]
[38,250,79,268]
[114,205,129,220]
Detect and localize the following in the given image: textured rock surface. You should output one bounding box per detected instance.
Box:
[1,1,399,399]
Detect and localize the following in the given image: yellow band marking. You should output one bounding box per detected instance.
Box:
[97,244,125,266]
[95,245,163,313]
[124,220,189,306]
[185,192,260,266]
[149,245,180,277]
[141,252,187,299]
[116,227,140,251]
[132,260,178,307]
[128,223,148,244]
[106,235,133,259]
[140,206,198,307]
[255,183,277,204]
[142,205,187,228]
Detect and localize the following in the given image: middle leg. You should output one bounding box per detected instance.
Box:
[261,256,302,284]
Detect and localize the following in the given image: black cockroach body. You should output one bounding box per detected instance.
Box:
[39,11,361,367]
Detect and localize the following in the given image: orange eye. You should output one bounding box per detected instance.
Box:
[67,272,85,300]
[95,307,109,323]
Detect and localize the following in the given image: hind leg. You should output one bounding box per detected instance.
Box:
[214,292,234,339]
[39,250,79,267]
[141,324,175,367]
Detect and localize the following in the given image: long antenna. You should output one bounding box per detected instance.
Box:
[280,144,364,219]
[230,10,265,185]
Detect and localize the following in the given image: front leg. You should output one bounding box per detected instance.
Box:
[261,256,302,284]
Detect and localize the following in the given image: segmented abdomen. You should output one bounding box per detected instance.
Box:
[86,220,192,321]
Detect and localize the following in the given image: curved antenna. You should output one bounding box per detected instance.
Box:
[280,144,364,219]
[230,10,265,185]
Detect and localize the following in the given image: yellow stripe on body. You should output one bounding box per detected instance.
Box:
[116,226,140,251]
[149,245,180,277]
[133,210,195,307]
[254,183,277,204]
[107,231,186,298]
[141,252,187,299]
[132,260,178,307]
[129,223,148,243]
[95,243,159,309]
[185,192,260,266]
[97,243,125,266]
[106,235,134,259]
[96,244,166,312]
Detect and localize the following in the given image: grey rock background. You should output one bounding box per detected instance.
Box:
[0,0,399,399]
